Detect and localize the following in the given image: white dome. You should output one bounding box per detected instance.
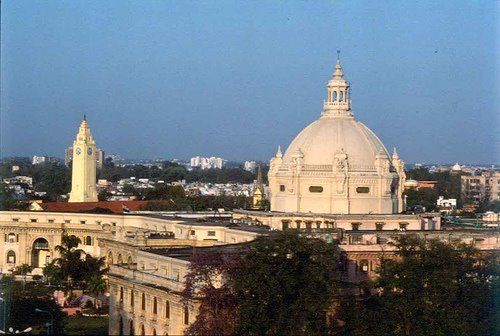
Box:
[452,163,461,171]
[283,115,390,168]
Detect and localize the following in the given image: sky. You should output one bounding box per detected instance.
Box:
[1,0,498,164]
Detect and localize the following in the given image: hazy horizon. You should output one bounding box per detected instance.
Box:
[1,1,498,163]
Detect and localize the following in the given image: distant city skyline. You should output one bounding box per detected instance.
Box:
[1,1,498,163]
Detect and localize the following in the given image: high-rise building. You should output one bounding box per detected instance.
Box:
[68,116,98,202]
[461,171,500,204]
[190,156,225,170]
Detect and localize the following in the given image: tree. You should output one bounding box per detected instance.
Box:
[86,275,107,309]
[336,235,498,336]
[12,264,32,290]
[183,231,342,335]
[53,233,86,288]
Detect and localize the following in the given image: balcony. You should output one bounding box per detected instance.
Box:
[108,264,185,292]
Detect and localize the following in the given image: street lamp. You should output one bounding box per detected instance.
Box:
[35,309,53,335]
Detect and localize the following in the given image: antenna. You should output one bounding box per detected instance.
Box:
[337,50,341,60]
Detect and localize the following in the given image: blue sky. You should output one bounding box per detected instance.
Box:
[1,0,498,164]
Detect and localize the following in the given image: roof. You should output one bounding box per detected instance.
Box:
[144,242,252,261]
[38,200,149,214]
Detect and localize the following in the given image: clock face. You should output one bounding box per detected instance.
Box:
[87,148,93,155]
[75,147,82,155]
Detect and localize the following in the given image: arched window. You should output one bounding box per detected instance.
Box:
[165,300,170,319]
[7,250,16,264]
[153,297,158,314]
[141,293,146,311]
[339,91,344,101]
[360,259,369,273]
[333,91,337,101]
[152,329,156,336]
[7,233,17,243]
[117,254,123,264]
[184,306,189,325]
[130,290,134,307]
[84,236,92,245]
[129,320,134,336]
[108,251,114,265]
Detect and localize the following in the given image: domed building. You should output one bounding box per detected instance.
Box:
[269,58,405,215]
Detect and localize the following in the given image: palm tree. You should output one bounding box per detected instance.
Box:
[53,232,85,289]
[86,275,107,309]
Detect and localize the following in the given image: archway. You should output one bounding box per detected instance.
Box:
[117,254,123,264]
[31,238,50,268]
[107,251,114,265]
[6,250,16,264]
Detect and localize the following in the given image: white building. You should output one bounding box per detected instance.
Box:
[32,156,47,165]
[244,161,257,172]
[190,156,225,170]
[436,196,457,213]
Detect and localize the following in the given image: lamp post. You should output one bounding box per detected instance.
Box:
[35,308,53,335]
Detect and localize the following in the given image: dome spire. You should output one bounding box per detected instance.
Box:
[322,53,352,118]
[276,145,283,158]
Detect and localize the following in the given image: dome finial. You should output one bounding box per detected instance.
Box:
[392,147,399,159]
[276,145,283,158]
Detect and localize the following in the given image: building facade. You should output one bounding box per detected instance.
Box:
[461,171,500,204]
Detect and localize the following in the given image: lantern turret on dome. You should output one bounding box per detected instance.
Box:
[322,54,353,118]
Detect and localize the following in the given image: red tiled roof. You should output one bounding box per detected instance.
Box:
[40,201,149,214]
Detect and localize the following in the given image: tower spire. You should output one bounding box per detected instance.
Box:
[322,53,352,118]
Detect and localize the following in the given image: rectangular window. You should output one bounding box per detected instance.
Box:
[30,219,37,223]
[279,185,285,192]
[309,186,323,193]
[207,231,216,237]
[351,222,361,231]
[356,187,370,194]
[48,219,55,223]
[12,218,19,222]
[190,230,195,236]
[65,220,71,224]
[80,220,86,224]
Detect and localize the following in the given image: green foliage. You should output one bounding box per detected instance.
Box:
[63,316,109,335]
[51,232,107,289]
[184,231,341,336]
[12,264,32,276]
[335,235,498,336]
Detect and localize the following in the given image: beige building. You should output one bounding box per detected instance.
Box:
[461,171,500,204]
[269,58,405,215]
[68,116,98,202]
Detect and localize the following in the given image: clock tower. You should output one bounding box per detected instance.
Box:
[68,116,98,202]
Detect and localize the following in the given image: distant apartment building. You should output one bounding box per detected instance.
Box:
[65,146,105,169]
[32,156,59,165]
[461,171,500,204]
[243,160,257,172]
[190,156,225,170]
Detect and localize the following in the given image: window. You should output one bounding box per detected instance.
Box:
[309,186,323,193]
[190,230,195,236]
[356,187,370,194]
[7,233,16,243]
[84,236,92,245]
[119,287,124,303]
[399,222,409,231]
[339,91,344,101]
[333,91,337,101]
[12,218,19,222]
[141,293,146,311]
[375,222,385,231]
[7,250,16,264]
[360,259,369,273]
[165,301,170,319]
[279,185,285,192]
[282,220,290,230]
[184,306,189,325]
[351,222,361,231]
[207,231,216,237]
[64,220,71,224]
[30,219,37,223]
[130,291,134,307]
[153,297,157,314]
[80,220,86,224]
[129,320,134,336]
